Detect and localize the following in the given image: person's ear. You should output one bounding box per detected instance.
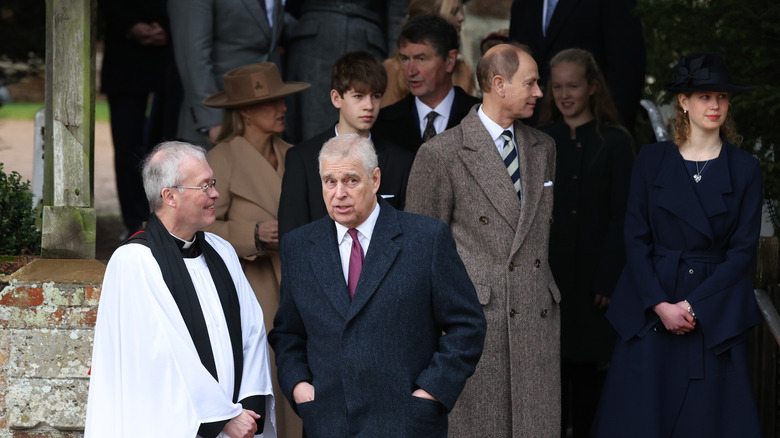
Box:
[678,93,689,112]
[371,167,381,193]
[161,187,177,208]
[331,89,343,109]
[445,49,458,74]
[492,75,506,97]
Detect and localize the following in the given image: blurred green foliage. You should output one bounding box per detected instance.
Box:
[0,163,41,255]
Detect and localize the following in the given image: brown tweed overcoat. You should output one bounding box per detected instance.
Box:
[406,107,561,437]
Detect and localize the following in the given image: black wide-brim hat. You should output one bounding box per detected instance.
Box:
[664,53,752,93]
[204,63,310,108]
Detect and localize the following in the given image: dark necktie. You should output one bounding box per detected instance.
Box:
[501,130,522,201]
[422,111,439,143]
[347,229,364,298]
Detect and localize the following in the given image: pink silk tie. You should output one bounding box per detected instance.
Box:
[347,229,364,298]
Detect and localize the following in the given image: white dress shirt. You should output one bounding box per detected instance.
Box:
[415,87,456,138]
[334,202,380,284]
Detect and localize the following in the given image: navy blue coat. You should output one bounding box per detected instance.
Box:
[269,200,487,437]
[593,141,763,437]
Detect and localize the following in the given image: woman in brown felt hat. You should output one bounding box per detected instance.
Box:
[203,62,309,438]
[591,53,762,437]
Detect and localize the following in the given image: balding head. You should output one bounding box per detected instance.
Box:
[477,44,542,126]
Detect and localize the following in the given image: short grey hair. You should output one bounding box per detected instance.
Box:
[142,141,207,212]
[318,133,379,178]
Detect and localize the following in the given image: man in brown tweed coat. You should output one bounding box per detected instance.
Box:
[406,44,560,437]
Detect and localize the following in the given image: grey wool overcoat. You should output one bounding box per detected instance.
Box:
[406,106,561,437]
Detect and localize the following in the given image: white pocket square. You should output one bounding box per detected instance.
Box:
[543,181,553,187]
[380,194,395,199]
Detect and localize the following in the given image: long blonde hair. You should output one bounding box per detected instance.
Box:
[671,93,741,146]
[214,108,245,144]
[538,48,620,127]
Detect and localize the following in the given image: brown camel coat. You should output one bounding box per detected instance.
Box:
[205,135,303,438]
[406,107,561,437]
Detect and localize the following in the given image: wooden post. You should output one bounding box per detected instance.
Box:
[42,0,97,258]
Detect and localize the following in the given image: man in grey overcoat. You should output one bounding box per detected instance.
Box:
[406,44,561,437]
[168,0,285,147]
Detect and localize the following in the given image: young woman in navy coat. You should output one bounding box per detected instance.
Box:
[592,53,763,437]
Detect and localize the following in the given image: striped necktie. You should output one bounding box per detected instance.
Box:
[501,130,522,201]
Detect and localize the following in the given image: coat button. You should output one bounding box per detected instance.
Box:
[509,262,515,271]
[479,216,489,224]
[510,308,517,317]
[540,308,548,318]
[534,259,541,268]
[575,141,582,148]
[571,174,578,180]
[689,268,694,274]
[570,209,577,215]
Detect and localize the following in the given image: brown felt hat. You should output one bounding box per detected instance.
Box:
[203,62,310,108]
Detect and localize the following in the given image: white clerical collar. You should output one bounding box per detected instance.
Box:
[478,104,515,144]
[335,200,380,245]
[415,87,455,124]
[334,124,372,140]
[170,232,197,249]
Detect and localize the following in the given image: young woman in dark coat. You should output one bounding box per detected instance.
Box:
[537,48,634,438]
[591,53,763,437]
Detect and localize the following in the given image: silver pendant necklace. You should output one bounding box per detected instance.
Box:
[692,141,721,183]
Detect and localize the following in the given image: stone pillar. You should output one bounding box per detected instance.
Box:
[41,0,97,259]
[0,259,105,437]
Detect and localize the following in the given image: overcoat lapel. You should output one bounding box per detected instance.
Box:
[228,136,286,217]
[348,202,401,321]
[654,143,715,241]
[697,143,732,218]
[307,219,351,320]
[509,121,546,257]
[458,113,522,231]
[239,0,271,39]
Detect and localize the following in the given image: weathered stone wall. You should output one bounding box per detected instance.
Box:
[0,259,104,438]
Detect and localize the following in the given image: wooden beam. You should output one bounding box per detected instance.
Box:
[42,0,97,258]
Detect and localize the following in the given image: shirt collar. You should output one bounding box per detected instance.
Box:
[478,104,515,143]
[414,87,456,123]
[334,124,372,140]
[335,200,381,244]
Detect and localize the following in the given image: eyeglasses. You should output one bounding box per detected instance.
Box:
[170,178,217,193]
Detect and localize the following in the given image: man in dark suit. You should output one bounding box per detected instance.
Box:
[278,51,414,238]
[509,0,645,132]
[269,134,486,437]
[168,0,285,147]
[372,14,481,155]
[98,0,181,239]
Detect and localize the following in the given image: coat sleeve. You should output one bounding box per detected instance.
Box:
[593,130,634,296]
[205,144,263,258]
[167,0,223,131]
[686,158,763,350]
[607,146,670,339]
[413,221,487,412]
[268,236,314,410]
[278,146,311,239]
[405,139,455,225]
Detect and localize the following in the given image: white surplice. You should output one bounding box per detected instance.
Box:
[85,233,276,437]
